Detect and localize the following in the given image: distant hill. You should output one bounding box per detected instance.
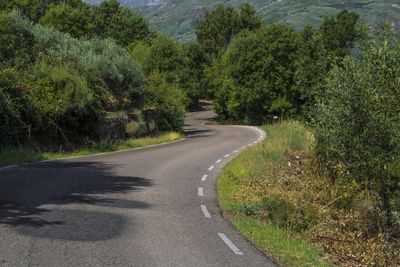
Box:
[86,0,400,41]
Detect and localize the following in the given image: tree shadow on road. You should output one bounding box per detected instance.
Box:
[0,161,152,241]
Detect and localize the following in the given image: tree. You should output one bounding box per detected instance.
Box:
[295,25,328,114]
[39,3,93,38]
[196,3,262,60]
[214,24,300,123]
[320,9,360,58]
[144,36,186,84]
[180,42,209,107]
[0,0,43,21]
[92,0,151,46]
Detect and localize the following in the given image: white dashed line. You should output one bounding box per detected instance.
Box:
[201,174,208,182]
[216,159,222,164]
[198,187,204,197]
[208,166,215,171]
[200,205,211,218]
[233,150,239,154]
[218,233,244,255]
[224,154,230,158]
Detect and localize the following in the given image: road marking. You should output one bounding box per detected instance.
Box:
[224,154,230,158]
[198,187,204,197]
[218,233,244,255]
[216,159,222,164]
[201,174,208,182]
[200,205,211,218]
[208,166,215,171]
[254,141,257,144]
[233,150,239,154]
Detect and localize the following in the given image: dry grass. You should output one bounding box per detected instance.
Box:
[218,121,400,266]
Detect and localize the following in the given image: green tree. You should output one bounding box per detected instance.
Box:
[196,3,262,60]
[295,25,328,114]
[39,3,93,38]
[145,36,185,81]
[320,9,360,58]
[214,24,300,123]
[93,0,151,46]
[0,0,42,21]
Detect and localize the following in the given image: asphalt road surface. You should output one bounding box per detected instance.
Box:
[0,104,276,267]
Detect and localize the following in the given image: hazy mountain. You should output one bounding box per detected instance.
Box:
[86,0,400,41]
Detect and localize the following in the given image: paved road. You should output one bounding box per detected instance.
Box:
[0,105,276,267]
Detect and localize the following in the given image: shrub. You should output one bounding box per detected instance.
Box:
[0,68,34,147]
[143,72,186,132]
[311,39,400,238]
[24,61,101,143]
[3,11,146,110]
[0,11,35,67]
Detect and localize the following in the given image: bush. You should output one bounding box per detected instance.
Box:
[0,11,35,67]
[0,68,34,147]
[311,39,400,238]
[23,61,101,143]
[143,72,186,132]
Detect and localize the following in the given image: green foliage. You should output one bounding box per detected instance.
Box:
[181,42,209,106]
[30,17,146,107]
[92,0,151,46]
[39,3,94,38]
[143,72,186,132]
[213,24,301,123]
[0,11,147,147]
[319,9,360,58]
[294,25,329,114]
[0,0,43,21]
[196,3,262,60]
[145,36,185,81]
[128,36,202,108]
[0,11,35,67]
[0,68,32,147]
[311,39,400,236]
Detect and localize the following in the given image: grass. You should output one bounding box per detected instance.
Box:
[0,132,182,167]
[217,121,334,267]
[233,218,332,267]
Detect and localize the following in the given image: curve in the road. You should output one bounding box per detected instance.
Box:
[0,104,276,267]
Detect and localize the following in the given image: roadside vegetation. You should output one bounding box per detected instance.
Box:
[218,122,399,266]
[198,3,400,267]
[0,132,181,167]
[1,0,192,164]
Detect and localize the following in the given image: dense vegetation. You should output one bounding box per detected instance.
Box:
[219,122,399,266]
[0,0,190,151]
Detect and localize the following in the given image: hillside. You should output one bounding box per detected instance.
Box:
[86,0,400,41]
